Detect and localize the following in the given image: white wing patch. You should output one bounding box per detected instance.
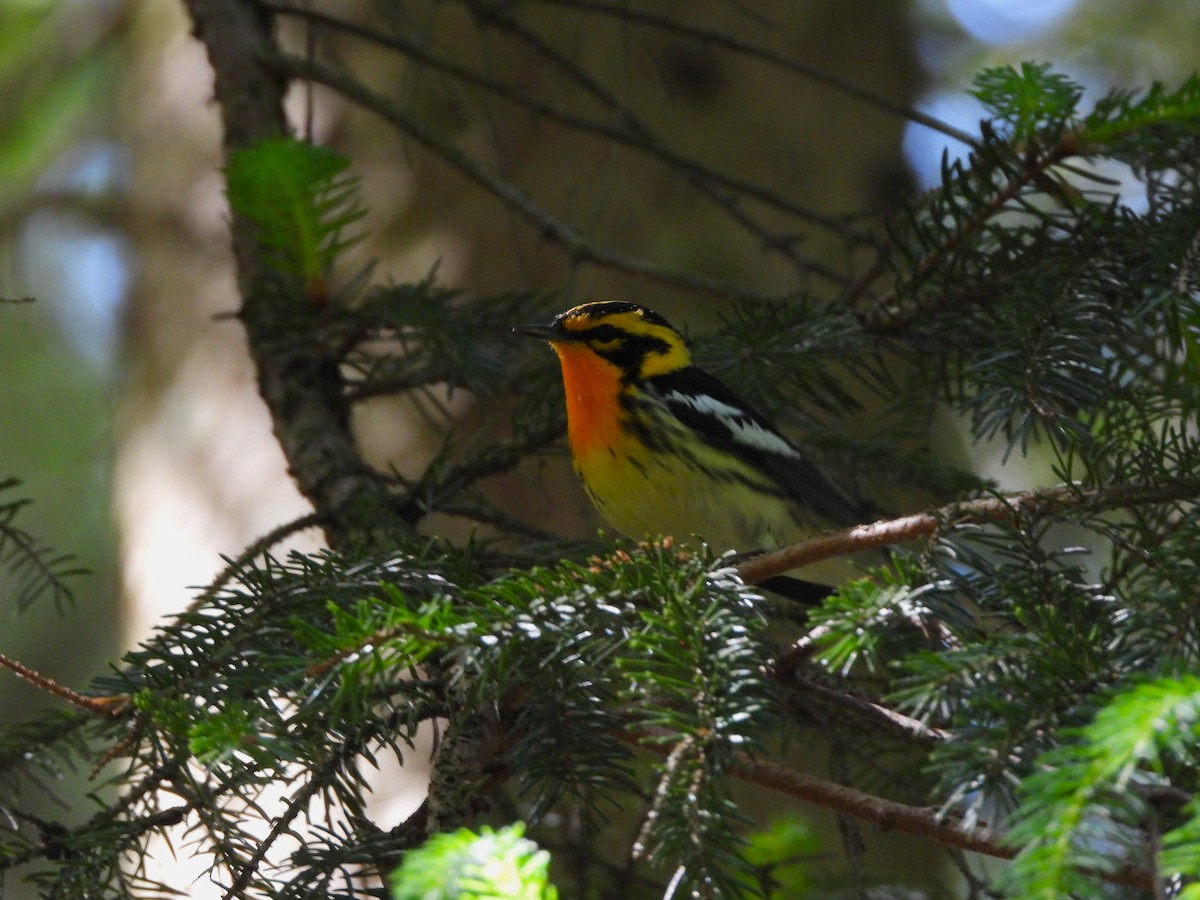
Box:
[664,390,802,458]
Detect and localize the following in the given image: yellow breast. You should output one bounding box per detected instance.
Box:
[572,413,800,553]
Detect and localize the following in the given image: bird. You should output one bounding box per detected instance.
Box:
[514,300,864,568]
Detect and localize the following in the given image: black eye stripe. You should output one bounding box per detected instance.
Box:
[640,336,671,355]
[585,324,621,343]
[578,324,672,356]
[588,333,670,355]
[585,333,671,384]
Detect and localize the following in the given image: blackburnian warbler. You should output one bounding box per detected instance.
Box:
[515,301,863,555]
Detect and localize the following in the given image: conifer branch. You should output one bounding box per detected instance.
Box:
[185,0,407,546]
[854,136,1079,327]
[186,510,329,614]
[737,481,1200,585]
[622,725,1155,891]
[7,7,1196,895]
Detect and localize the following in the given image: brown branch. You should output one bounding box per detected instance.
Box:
[737,481,1200,586]
[619,725,1000,848]
[183,0,406,545]
[620,726,1155,891]
[728,752,1154,891]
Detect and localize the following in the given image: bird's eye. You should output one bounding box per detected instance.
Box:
[589,324,622,348]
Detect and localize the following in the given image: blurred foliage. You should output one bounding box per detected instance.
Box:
[741,816,822,898]
[396,825,559,900]
[0,1,117,208]
[0,479,86,612]
[0,0,123,744]
[390,823,557,900]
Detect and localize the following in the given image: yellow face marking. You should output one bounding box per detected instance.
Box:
[555,304,692,381]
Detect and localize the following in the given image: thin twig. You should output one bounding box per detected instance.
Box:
[186,510,329,614]
[854,138,1079,329]
[222,771,326,899]
[268,52,795,303]
[781,674,951,745]
[466,7,854,283]
[0,652,128,718]
[265,0,865,272]
[620,726,1155,891]
[521,0,979,148]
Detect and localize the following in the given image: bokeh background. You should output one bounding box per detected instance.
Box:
[2,0,1198,895]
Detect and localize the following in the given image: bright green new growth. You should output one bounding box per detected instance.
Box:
[390,823,557,900]
[225,137,365,289]
[1001,677,1200,897]
[971,61,1083,142]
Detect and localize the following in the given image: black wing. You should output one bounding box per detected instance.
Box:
[646,366,865,527]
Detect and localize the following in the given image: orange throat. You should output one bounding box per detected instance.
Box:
[553,343,626,464]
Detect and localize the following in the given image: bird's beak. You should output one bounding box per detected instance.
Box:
[513,321,569,343]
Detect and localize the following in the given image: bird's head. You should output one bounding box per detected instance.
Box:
[515,301,692,381]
